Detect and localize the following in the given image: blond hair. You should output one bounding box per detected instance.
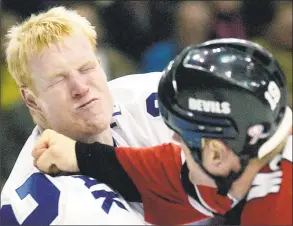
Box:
[5,6,97,89]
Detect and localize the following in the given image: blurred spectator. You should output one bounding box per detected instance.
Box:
[67,2,138,80]
[2,0,48,19]
[0,11,35,191]
[252,2,292,106]
[100,1,176,61]
[140,1,213,73]
[100,1,154,61]
[176,2,213,52]
[148,1,177,43]
[209,1,246,39]
[1,11,22,110]
[241,1,277,38]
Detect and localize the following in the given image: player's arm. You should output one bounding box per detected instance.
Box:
[76,141,187,225]
[76,142,183,203]
[33,130,181,203]
[32,129,140,201]
[75,141,141,202]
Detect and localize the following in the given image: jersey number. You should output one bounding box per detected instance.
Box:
[112,92,160,119]
[146,92,160,117]
[73,175,127,214]
[1,173,127,225]
[264,81,281,111]
[1,173,60,225]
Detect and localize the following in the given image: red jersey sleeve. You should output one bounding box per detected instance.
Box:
[241,136,292,225]
[115,143,209,225]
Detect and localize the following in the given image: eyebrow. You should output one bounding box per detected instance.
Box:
[48,60,97,77]
[77,60,97,70]
[48,70,69,78]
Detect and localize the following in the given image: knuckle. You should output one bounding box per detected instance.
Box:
[50,147,59,160]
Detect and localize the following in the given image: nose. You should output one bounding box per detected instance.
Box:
[69,73,89,98]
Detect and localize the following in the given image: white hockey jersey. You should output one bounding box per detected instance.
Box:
[109,72,174,147]
[0,72,173,225]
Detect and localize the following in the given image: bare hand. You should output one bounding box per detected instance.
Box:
[32,129,80,174]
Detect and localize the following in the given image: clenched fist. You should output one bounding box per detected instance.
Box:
[32,129,79,174]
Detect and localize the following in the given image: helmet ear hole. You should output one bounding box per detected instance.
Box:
[276,106,286,125]
[273,71,285,88]
[228,44,247,53]
[252,50,271,66]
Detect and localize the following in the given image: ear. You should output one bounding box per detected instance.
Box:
[20,87,41,113]
[172,132,182,143]
[95,53,101,65]
[202,140,228,175]
[206,147,223,167]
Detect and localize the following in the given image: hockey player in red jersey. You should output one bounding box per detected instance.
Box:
[33,39,292,225]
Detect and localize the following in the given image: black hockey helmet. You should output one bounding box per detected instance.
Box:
[158,38,292,195]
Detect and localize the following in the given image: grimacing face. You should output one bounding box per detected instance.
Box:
[28,35,113,142]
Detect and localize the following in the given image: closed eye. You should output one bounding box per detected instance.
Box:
[48,76,65,87]
[79,63,96,73]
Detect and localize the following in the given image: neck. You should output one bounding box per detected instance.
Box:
[81,126,113,145]
[228,159,263,200]
[187,159,259,201]
[187,161,217,188]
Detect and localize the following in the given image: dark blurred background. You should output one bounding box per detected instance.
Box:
[0,0,292,205]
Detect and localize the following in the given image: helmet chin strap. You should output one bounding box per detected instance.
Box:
[190,147,249,196]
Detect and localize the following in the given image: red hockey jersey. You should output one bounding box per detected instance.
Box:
[115,136,292,225]
[115,143,233,225]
